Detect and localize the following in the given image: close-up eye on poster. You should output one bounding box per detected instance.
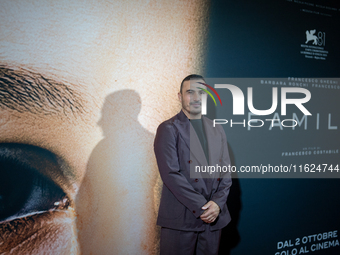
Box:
[0,0,339,254]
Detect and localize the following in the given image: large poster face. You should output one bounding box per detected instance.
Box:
[0,1,209,254]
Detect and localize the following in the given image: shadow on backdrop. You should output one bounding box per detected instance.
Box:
[75,90,159,254]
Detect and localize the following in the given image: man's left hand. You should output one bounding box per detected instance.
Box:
[200,201,220,223]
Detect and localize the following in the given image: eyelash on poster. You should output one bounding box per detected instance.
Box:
[0,153,70,224]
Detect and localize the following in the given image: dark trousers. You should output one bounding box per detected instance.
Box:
[160,227,222,255]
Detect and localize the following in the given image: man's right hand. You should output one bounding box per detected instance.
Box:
[200,201,220,223]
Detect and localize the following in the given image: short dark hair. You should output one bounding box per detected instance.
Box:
[180,74,205,93]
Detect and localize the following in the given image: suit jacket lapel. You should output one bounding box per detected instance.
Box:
[189,124,208,166]
[202,116,221,166]
[174,111,208,166]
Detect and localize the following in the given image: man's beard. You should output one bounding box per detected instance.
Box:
[189,102,201,115]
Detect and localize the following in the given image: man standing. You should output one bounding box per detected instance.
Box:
[154,74,232,255]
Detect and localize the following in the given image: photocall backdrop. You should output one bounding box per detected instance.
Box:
[205,0,340,254]
[0,0,339,254]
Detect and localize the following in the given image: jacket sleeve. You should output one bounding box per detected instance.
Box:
[154,122,207,218]
[210,125,232,211]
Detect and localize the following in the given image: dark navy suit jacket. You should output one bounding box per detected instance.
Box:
[154,111,232,231]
